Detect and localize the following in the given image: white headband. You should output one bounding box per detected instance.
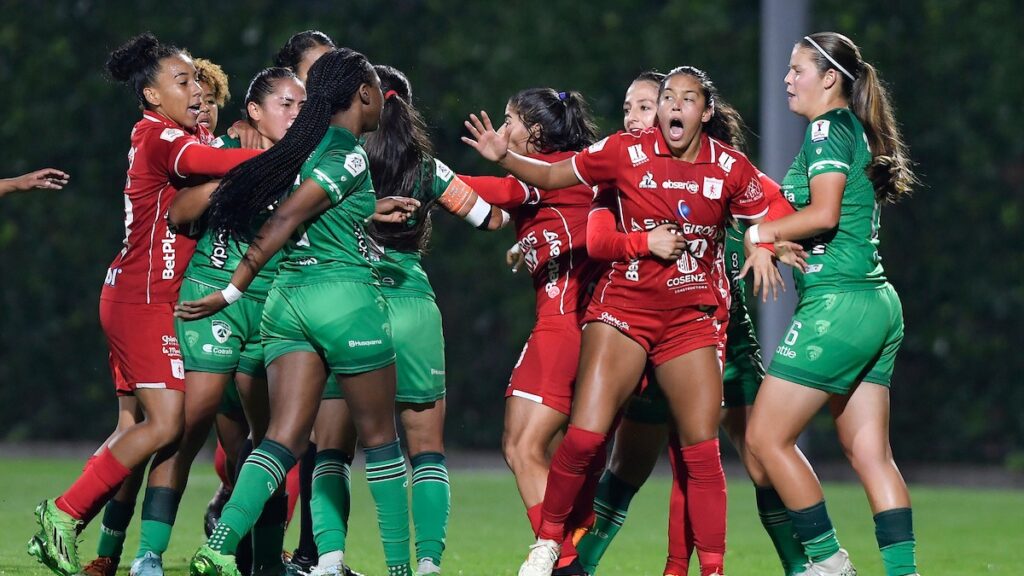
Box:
[804,36,856,81]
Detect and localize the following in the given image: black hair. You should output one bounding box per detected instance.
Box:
[106,32,183,109]
[274,30,336,71]
[800,32,917,203]
[363,65,437,253]
[207,48,375,240]
[243,67,301,121]
[633,70,666,85]
[507,88,598,153]
[661,66,747,151]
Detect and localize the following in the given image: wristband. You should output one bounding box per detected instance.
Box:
[499,209,511,228]
[221,283,244,304]
[748,224,762,244]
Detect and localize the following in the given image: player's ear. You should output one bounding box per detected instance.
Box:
[358,82,373,106]
[246,101,261,122]
[143,86,161,108]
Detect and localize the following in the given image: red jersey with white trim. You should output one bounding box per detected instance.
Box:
[101,112,211,304]
[463,151,603,318]
[573,129,769,310]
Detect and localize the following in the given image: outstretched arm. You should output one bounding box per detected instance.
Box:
[461,111,580,191]
[0,168,70,198]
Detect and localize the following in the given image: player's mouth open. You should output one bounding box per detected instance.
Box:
[668,118,684,139]
[187,103,201,116]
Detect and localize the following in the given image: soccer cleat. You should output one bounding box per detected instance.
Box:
[518,539,560,576]
[204,483,232,538]
[81,556,119,576]
[343,564,367,576]
[551,558,588,576]
[190,544,242,576]
[27,499,83,576]
[309,565,344,576]
[130,551,165,576]
[416,558,442,575]
[802,549,857,576]
[284,550,316,576]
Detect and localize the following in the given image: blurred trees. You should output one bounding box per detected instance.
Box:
[0,0,1020,464]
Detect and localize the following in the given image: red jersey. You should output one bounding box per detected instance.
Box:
[573,129,769,310]
[101,112,252,304]
[462,151,602,318]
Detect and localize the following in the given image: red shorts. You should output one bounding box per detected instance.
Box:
[582,301,723,368]
[505,313,581,416]
[99,299,186,396]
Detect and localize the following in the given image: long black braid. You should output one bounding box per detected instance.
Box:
[363,65,437,253]
[206,48,375,241]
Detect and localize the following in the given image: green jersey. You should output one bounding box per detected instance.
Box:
[781,107,886,295]
[185,135,281,301]
[274,125,378,287]
[373,157,459,300]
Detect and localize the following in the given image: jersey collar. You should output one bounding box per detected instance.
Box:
[651,129,714,164]
[325,125,359,148]
[142,110,180,128]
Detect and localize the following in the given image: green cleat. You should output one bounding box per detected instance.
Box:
[27,499,83,576]
[190,544,242,576]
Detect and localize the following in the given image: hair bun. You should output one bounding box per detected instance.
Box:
[106,32,160,82]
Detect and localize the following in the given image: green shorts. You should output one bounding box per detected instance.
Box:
[767,283,904,395]
[261,281,396,375]
[177,278,266,377]
[722,307,765,408]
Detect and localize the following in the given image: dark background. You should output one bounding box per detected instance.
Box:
[1,0,1021,466]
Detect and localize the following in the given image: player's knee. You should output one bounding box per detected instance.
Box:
[502,434,543,474]
[150,418,184,449]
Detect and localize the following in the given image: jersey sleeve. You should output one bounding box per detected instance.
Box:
[804,113,856,179]
[586,188,649,261]
[310,150,368,205]
[728,157,770,220]
[570,133,622,189]
[458,174,538,210]
[760,173,795,221]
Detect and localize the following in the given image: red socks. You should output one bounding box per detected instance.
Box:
[538,426,607,542]
[681,438,727,575]
[665,434,693,575]
[55,448,131,523]
[526,502,544,536]
[214,442,230,486]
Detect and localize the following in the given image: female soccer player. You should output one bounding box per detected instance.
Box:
[742,32,919,576]
[465,66,778,576]
[276,29,336,82]
[460,87,603,576]
[195,58,231,134]
[577,71,810,576]
[176,48,417,576]
[26,33,260,576]
[0,168,69,197]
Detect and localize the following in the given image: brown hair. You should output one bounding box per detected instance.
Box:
[661,66,747,151]
[800,32,918,203]
[194,58,230,107]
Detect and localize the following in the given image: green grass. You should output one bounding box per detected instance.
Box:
[2,459,1022,575]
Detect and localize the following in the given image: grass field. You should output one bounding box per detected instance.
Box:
[3,459,1022,575]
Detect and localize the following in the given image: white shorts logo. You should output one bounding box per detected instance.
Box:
[170,359,185,379]
[211,320,232,344]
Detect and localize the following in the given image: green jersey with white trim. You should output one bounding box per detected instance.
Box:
[781,107,886,295]
[373,157,458,300]
[274,126,378,287]
[185,135,281,301]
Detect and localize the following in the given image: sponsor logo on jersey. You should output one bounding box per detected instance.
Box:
[681,223,717,237]
[160,128,186,142]
[702,177,724,200]
[212,320,231,344]
[663,180,699,193]
[676,251,700,274]
[344,153,367,176]
[677,200,692,221]
[296,257,319,266]
[717,152,736,173]
[666,272,707,287]
[625,258,640,281]
[741,177,763,202]
[598,311,630,331]
[639,171,657,189]
[162,334,181,357]
[588,137,609,154]
[627,144,649,166]
[105,267,123,287]
[775,345,798,359]
[161,229,177,280]
[210,231,229,268]
[811,120,830,142]
[434,159,454,181]
[202,343,233,356]
[348,339,383,348]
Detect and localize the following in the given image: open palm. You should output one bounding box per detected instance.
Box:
[461,111,511,162]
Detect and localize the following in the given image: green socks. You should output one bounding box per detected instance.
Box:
[756,486,809,575]
[312,449,353,557]
[136,487,182,558]
[410,451,450,565]
[365,440,411,574]
[788,500,841,563]
[875,507,917,576]
[96,497,135,559]
[576,470,639,574]
[210,439,296,555]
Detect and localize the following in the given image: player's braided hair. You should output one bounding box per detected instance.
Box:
[800,32,918,203]
[662,66,748,152]
[106,32,182,109]
[274,30,336,71]
[207,48,375,241]
[508,88,598,153]
[363,65,438,253]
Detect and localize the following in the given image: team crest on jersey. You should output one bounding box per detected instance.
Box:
[171,359,185,380]
[807,345,823,361]
[211,320,232,344]
[627,144,649,166]
[160,128,185,142]
[344,153,367,176]
[702,177,724,200]
[639,171,657,189]
[811,120,830,142]
[185,330,199,347]
[717,152,736,173]
[435,159,454,182]
[588,137,609,154]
